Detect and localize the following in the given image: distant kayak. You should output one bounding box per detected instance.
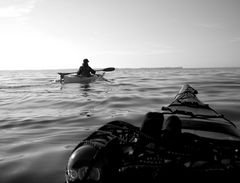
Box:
[61,74,107,84]
[65,84,240,182]
[58,67,115,84]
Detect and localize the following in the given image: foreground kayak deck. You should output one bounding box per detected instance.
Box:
[65,84,240,182]
[162,84,240,140]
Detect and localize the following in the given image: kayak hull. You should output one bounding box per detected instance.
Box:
[63,74,106,83]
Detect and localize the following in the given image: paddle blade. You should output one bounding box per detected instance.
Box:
[101,67,115,72]
[58,72,76,76]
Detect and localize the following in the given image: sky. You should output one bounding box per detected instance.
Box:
[0,0,240,70]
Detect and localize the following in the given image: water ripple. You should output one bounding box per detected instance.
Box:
[0,68,240,183]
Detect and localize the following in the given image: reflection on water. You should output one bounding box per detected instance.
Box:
[80,84,91,97]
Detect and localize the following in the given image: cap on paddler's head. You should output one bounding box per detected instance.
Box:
[83,58,89,63]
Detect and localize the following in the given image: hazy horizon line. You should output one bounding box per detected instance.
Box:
[0,66,240,71]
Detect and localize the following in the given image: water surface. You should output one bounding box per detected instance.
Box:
[0,68,240,183]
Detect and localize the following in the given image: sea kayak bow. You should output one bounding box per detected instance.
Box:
[65,84,240,182]
[162,84,239,140]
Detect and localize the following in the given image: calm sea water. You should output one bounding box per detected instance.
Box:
[0,68,240,183]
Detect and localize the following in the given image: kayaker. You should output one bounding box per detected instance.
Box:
[77,58,96,77]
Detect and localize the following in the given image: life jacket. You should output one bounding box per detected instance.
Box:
[77,65,95,77]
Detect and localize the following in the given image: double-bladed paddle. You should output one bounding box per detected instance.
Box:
[58,67,115,77]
